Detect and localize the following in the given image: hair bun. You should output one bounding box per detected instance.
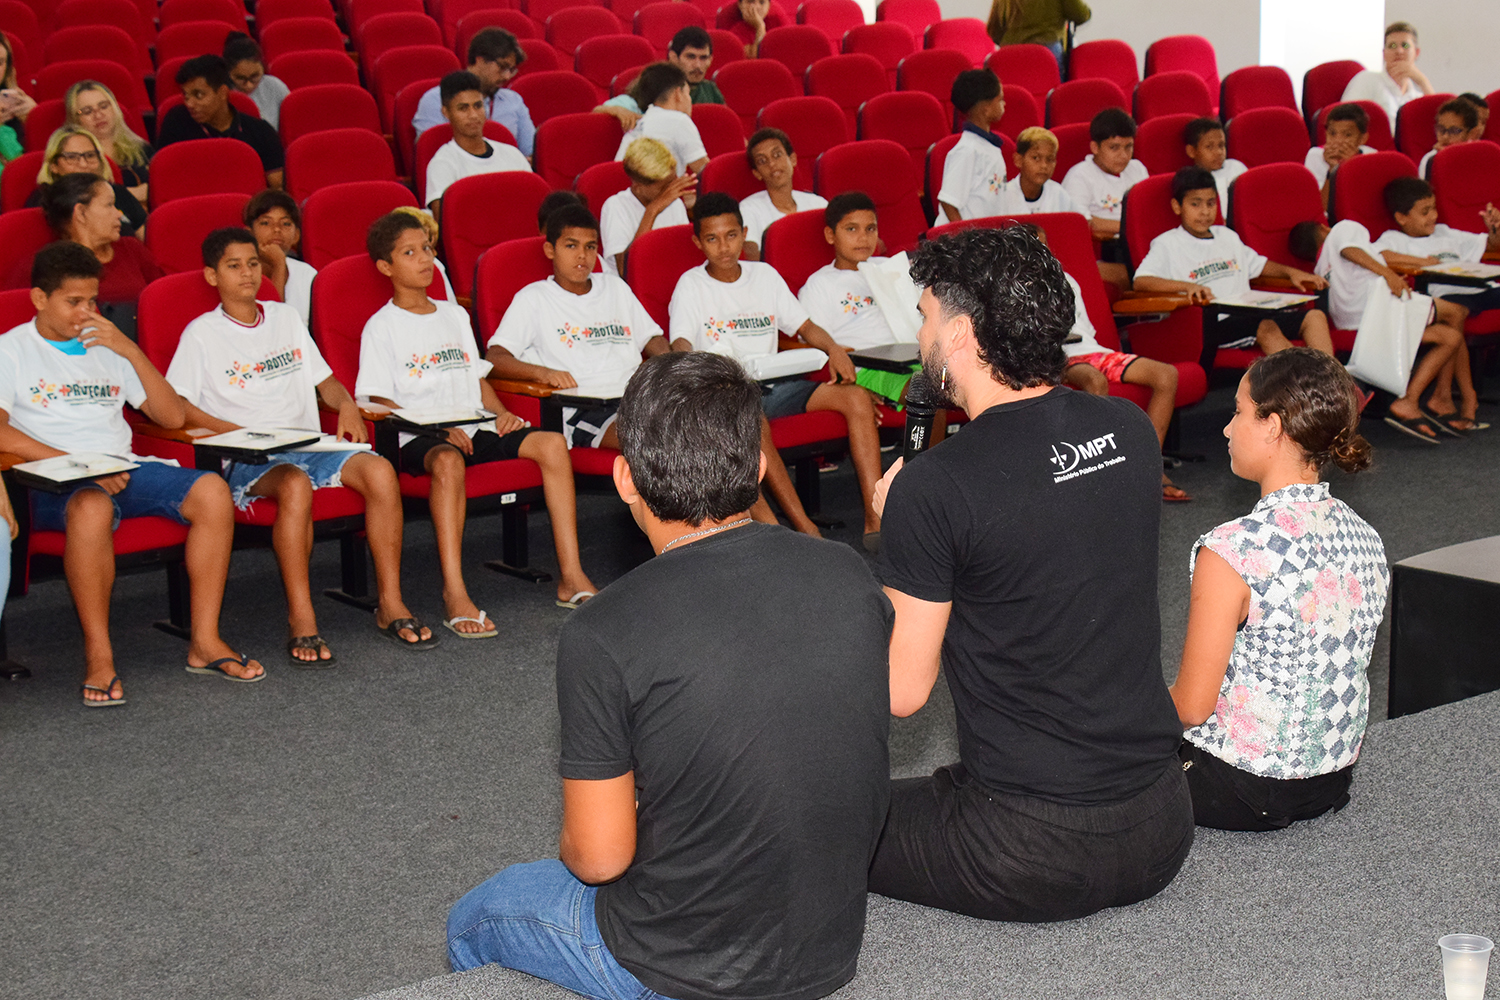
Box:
[1327,429,1372,474]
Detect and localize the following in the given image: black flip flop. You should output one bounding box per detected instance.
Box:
[1420,405,1484,437]
[377,617,440,651]
[1383,413,1443,445]
[186,654,266,683]
[81,675,126,708]
[288,634,337,669]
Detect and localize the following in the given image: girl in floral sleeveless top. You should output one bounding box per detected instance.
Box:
[1170,349,1389,830]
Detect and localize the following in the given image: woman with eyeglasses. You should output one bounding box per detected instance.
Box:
[64,80,153,205]
[7,173,164,339]
[27,127,148,240]
[1340,21,1436,130]
[223,32,289,131]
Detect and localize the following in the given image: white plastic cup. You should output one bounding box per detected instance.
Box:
[1439,934,1493,1000]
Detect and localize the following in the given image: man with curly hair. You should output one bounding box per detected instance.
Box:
[867,226,1194,922]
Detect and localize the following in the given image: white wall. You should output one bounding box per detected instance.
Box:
[1385,0,1495,97]
[1261,0,1384,103]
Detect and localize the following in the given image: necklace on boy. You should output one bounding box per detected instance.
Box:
[659,517,753,555]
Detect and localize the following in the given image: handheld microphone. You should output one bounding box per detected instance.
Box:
[902,371,941,462]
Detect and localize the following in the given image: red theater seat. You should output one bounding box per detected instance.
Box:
[1046,77,1128,128]
[279,85,384,148]
[715,59,800,135]
[510,70,600,125]
[1227,107,1311,169]
[841,21,915,88]
[985,43,1058,101]
[149,140,268,210]
[1302,60,1363,130]
[897,47,971,126]
[269,50,363,90]
[758,24,835,83]
[797,0,863,43]
[286,129,399,203]
[757,96,848,190]
[441,171,554,301]
[923,18,992,66]
[693,102,749,157]
[1219,65,1296,120]
[145,194,255,274]
[815,139,924,252]
[807,53,890,136]
[1134,71,1211,122]
[1067,39,1137,94]
[1144,34,1218,113]
[857,90,947,188]
[1132,113,1195,176]
[533,112,622,188]
[875,0,939,40]
[300,181,419,268]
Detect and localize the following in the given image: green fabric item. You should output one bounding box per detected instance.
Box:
[690,79,725,105]
[987,0,1091,47]
[855,364,919,406]
[0,124,21,166]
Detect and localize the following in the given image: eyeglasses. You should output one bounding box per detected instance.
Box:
[57,150,101,163]
[1385,40,1414,51]
[1436,125,1467,139]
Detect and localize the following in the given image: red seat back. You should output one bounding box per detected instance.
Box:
[393,78,440,176]
[511,39,567,77]
[698,150,761,200]
[138,271,282,374]
[1227,106,1310,169]
[279,85,384,147]
[474,236,554,344]
[441,0,521,45]
[414,120,519,204]
[258,0,339,27]
[372,45,462,131]
[996,84,1040,140]
[874,0,938,39]
[286,128,399,203]
[346,0,423,37]
[841,22,915,88]
[310,255,396,389]
[159,0,248,29]
[42,26,150,77]
[0,152,42,212]
[625,222,700,329]
[985,43,1058,100]
[442,171,554,297]
[34,60,150,116]
[715,59,800,135]
[145,193,255,274]
[815,138,924,252]
[357,12,445,66]
[509,70,600,125]
[1315,100,1394,152]
[547,7,625,58]
[530,0,610,29]
[706,29,746,68]
[150,139,268,210]
[1226,163,1325,269]
[1219,65,1295,120]
[1143,34,1218,112]
[634,2,705,54]
[260,17,348,65]
[1132,113,1195,175]
[1301,60,1363,129]
[0,209,52,285]
[1046,77,1127,128]
[301,180,419,268]
[1395,92,1454,161]
[1134,70,1210,122]
[897,47,970,126]
[1430,142,1500,234]
[1120,172,1184,269]
[1328,149,1414,236]
[693,102,749,157]
[20,99,64,153]
[796,0,861,40]
[760,208,832,293]
[758,24,834,83]
[456,9,540,60]
[757,96,848,190]
[922,18,991,66]
[1067,39,1137,94]
[856,90,946,187]
[1052,121,1091,176]
[269,50,362,90]
[155,19,238,63]
[0,1,41,57]
[807,53,890,136]
[533,112,621,188]
[575,160,631,214]
[575,34,654,97]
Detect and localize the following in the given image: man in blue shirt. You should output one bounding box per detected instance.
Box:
[411,28,535,159]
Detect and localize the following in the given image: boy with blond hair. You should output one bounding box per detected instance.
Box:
[599,137,695,277]
[994,127,1085,217]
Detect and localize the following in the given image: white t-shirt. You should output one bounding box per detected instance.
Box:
[489,274,661,385]
[993,178,1086,218]
[426,138,533,206]
[1314,219,1383,329]
[1061,156,1150,221]
[936,129,1009,222]
[599,188,690,277]
[1418,148,1436,179]
[739,189,828,249]
[283,256,317,327]
[1212,159,1248,209]
[1303,145,1378,188]
[1375,224,1490,299]
[166,301,334,433]
[1061,272,1104,357]
[614,105,706,177]
[0,320,148,456]
[1135,225,1268,300]
[355,299,494,445]
[669,261,809,358]
[1340,70,1414,131]
[797,261,898,351]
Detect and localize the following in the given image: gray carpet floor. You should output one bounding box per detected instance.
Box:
[2,378,1498,1000]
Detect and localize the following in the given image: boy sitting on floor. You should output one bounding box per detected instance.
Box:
[167,228,436,660]
[599,137,694,278]
[1134,166,1332,359]
[358,212,599,616]
[0,242,263,704]
[426,70,532,221]
[1305,103,1375,209]
[993,126,1086,218]
[741,127,828,260]
[1183,117,1246,210]
[670,192,883,548]
[485,204,670,452]
[936,68,1009,223]
[1290,217,1477,443]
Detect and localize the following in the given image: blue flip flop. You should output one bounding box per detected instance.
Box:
[185,654,266,683]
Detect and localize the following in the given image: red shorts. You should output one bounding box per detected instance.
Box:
[1067,350,1139,384]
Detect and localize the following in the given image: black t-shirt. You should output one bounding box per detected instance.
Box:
[557,522,892,1000]
[155,105,284,173]
[879,387,1182,806]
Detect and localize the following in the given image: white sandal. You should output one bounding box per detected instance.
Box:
[556,591,595,609]
[443,612,497,639]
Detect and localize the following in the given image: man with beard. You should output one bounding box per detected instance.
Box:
[868,225,1194,922]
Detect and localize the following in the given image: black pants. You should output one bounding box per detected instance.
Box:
[1178,742,1353,832]
[867,761,1195,922]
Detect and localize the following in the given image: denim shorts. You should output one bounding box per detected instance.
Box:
[30,460,212,532]
[761,378,821,419]
[224,449,360,509]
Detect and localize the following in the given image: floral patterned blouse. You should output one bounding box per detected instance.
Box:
[1184,482,1389,779]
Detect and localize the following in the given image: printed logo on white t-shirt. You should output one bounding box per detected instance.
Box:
[984,170,1004,195]
[1048,431,1125,483]
[557,321,633,348]
[224,346,306,389]
[1187,258,1243,284]
[838,291,875,316]
[703,313,775,343]
[405,345,472,377]
[28,377,122,408]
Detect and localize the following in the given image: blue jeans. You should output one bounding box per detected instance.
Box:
[446,860,675,1000]
[224,449,359,509]
[29,461,212,532]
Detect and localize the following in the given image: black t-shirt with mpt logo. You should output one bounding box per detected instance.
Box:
[879,386,1182,806]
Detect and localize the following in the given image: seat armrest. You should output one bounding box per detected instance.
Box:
[1113,295,1190,314]
[132,422,214,444]
[1249,275,1298,291]
[486,377,554,398]
[318,399,389,421]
